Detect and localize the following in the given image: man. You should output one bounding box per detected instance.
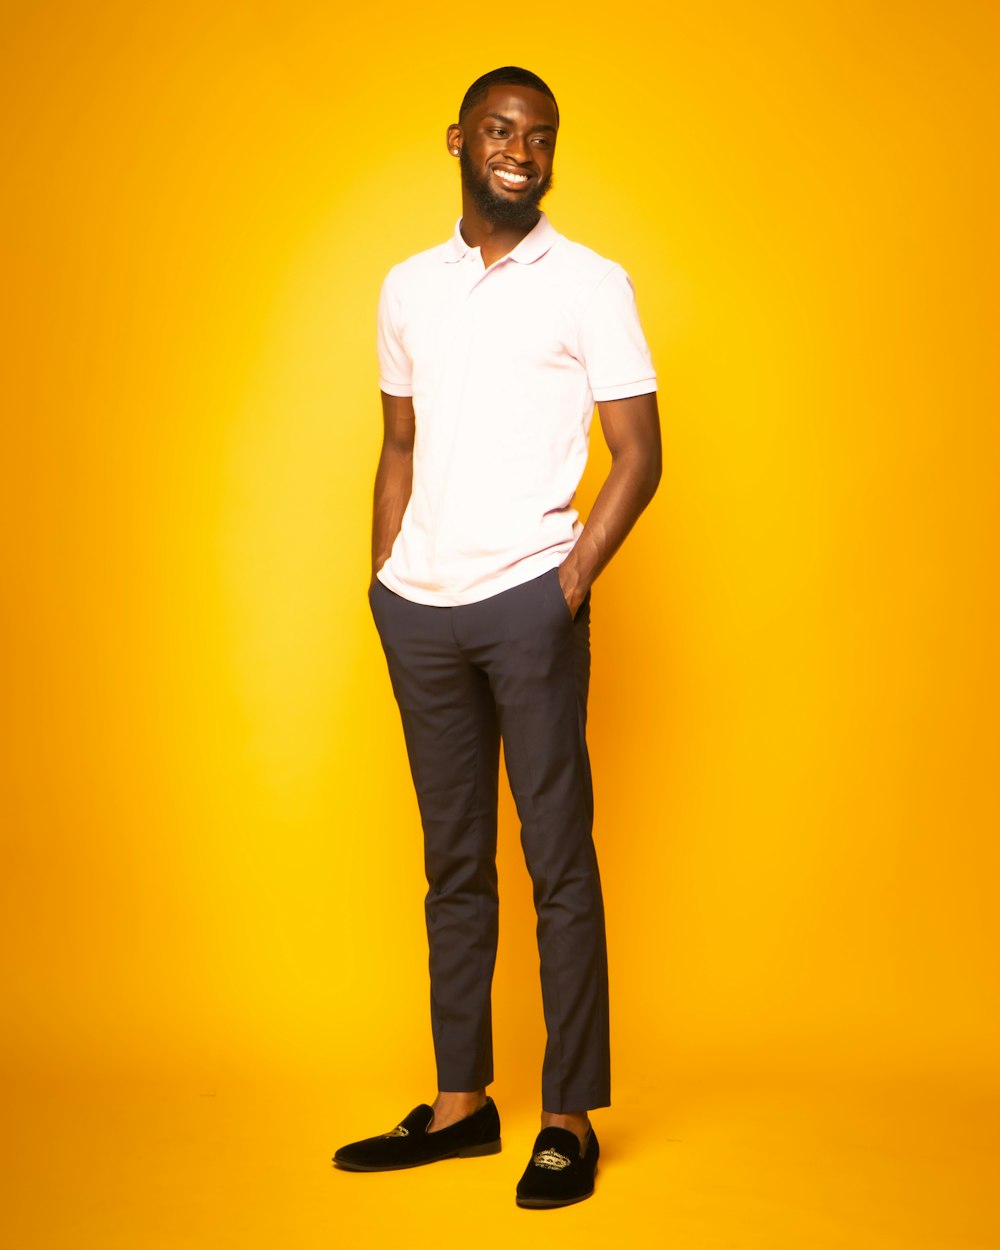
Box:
[333,67,661,1208]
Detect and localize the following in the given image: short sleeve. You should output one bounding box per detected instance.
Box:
[577,265,657,402]
[376,269,414,397]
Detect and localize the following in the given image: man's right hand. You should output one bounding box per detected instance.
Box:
[370,391,415,599]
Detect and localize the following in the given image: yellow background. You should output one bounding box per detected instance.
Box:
[3,2,998,1246]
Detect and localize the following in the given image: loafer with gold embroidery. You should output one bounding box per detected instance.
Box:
[332,1098,501,1171]
[515,1124,599,1208]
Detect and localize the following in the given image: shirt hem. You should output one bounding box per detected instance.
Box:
[376,553,568,607]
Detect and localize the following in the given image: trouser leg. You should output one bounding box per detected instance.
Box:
[456,568,611,1112]
[368,579,501,1091]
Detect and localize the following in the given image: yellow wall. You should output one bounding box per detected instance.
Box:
[3,0,998,1101]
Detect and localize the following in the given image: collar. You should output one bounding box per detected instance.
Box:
[443,211,558,265]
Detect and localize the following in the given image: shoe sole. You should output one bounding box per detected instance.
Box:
[515,1190,595,1210]
[333,1138,502,1172]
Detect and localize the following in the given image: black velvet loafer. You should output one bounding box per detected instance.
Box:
[515,1124,599,1208]
[332,1098,501,1171]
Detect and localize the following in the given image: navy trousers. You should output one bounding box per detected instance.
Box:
[368,564,611,1112]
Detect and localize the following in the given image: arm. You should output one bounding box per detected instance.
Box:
[370,390,415,590]
[557,391,662,615]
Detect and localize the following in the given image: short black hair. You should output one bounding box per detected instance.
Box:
[458,66,559,126]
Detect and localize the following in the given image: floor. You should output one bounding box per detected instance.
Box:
[4,1061,997,1249]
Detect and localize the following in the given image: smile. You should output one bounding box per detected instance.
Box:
[492,168,531,186]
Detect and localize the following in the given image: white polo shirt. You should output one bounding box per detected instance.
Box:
[375,211,657,606]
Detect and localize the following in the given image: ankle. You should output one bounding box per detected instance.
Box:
[428,1088,487,1131]
[540,1109,591,1150]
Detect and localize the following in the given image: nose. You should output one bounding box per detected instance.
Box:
[502,133,531,164]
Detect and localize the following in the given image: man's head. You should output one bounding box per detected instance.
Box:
[447,67,559,230]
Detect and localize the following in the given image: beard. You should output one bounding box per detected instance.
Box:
[459,146,552,230]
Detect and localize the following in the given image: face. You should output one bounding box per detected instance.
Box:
[449,84,558,229]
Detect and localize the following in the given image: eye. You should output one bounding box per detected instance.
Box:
[488,127,507,138]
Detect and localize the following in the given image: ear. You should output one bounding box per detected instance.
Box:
[446,123,462,157]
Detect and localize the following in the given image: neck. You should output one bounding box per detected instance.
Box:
[459,197,541,267]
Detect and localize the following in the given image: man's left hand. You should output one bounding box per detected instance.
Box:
[558,565,589,619]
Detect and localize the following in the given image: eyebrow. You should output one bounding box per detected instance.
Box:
[484,112,557,133]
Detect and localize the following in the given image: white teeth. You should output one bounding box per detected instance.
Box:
[494,168,529,184]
